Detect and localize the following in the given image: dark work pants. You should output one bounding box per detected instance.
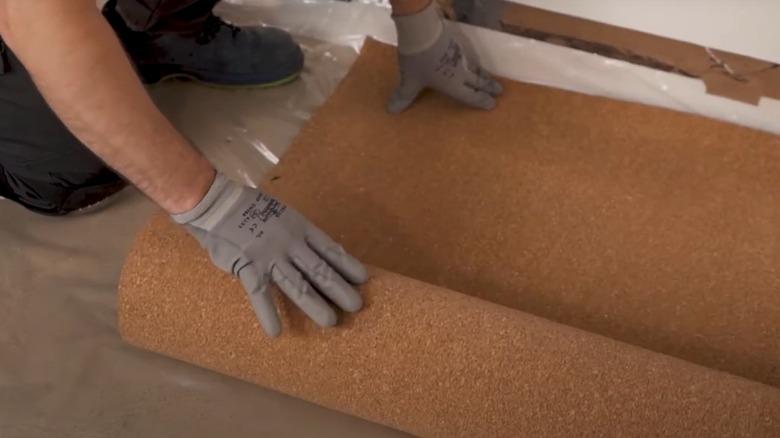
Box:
[0,0,219,209]
[115,0,220,33]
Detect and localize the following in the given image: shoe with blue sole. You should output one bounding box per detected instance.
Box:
[102,0,305,89]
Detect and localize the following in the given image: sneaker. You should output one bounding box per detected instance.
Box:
[102,0,305,88]
[0,165,128,217]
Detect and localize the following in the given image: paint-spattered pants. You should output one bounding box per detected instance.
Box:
[0,0,218,206]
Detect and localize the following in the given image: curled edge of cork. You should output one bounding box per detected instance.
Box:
[117,213,780,438]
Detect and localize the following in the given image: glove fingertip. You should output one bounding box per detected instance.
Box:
[312,303,339,328]
[304,230,370,285]
[386,95,414,114]
[323,310,339,327]
[263,320,282,338]
[490,80,505,96]
[342,288,364,313]
[256,306,282,338]
[336,253,370,285]
[349,260,370,285]
[386,77,425,114]
[246,277,283,338]
[471,93,497,110]
[470,65,504,97]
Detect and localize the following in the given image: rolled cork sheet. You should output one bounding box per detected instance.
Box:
[119,214,780,437]
[118,39,780,435]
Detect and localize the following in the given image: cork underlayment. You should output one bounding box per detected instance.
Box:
[118,39,780,436]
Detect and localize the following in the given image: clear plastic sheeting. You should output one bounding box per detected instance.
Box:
[147,36,360,187]
[3,1,780,437]
[225,0,780,137]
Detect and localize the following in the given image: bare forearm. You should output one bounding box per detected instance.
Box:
[0,0,214,214]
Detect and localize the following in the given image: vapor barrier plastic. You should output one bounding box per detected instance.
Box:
[224,0,780,137]
[3,1,780,437]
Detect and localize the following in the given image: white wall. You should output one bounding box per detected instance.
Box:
[510,0,780,64]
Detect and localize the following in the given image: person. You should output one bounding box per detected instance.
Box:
[0,0,503,336]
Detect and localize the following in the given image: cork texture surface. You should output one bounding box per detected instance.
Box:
[118,39,780,435]
[259,39,780,387]
[119,214,780,437]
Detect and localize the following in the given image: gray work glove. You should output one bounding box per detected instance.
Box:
[172,173,369,337]
[388,0,504,113]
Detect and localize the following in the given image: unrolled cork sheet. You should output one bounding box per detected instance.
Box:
[260,39,780,387]
[118,39,780,436]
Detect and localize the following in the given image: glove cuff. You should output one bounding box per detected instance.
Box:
[393,0,444,56]
[171,172,240,229]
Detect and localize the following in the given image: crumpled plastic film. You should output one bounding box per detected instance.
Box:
[147,37,360,187]
[219,0,396,51]
[226,0,780,136]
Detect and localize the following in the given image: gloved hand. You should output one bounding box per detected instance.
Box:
[172,173,369,337]
[387,0,503,113]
